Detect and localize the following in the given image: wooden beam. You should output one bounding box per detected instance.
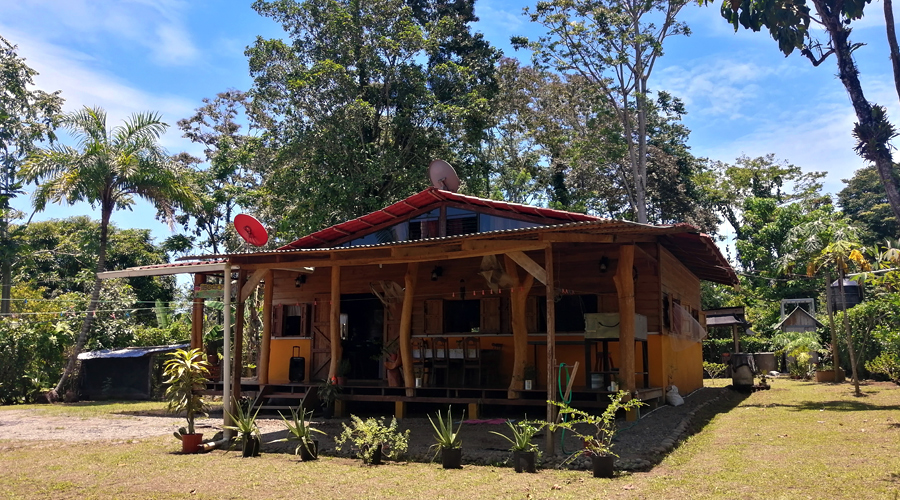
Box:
[328,266,342,380]
[614,245,636,394]
[461,239,549,253]
[399,263,419,397]
[231,269,248,408]
[505,251,548,285]
[259,270,274,385]
[544,245,557,455]
[191,274,204,350]
[240,268,267,302]
[539,233,614,243]
[505,255,534,399]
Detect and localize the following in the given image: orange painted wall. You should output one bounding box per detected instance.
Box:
[268,338,312,384]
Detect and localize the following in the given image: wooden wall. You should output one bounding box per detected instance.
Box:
[657,246,704,393]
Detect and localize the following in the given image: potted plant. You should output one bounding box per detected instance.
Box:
[335,414,410,465]
[224,397,262,457]
[164,348,210,454]
[490,420,544,473]
[381,339,403,387]
[272,403,326,461]
[335,359,351,386]
[317,378,340,418]
[523,364,537,391]
[428,406,463,469]
[549,390,645,478]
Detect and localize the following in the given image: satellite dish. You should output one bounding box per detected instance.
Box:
[234,214,269,247]
[428,159,460,192]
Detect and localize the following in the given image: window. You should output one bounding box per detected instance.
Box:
[276,304,311,337]
[345,224,408,247]
[478,213,542,232]
[444,299,481,333]
[409,209,440,240]
[535,294,598,332]
[446,207,478,237]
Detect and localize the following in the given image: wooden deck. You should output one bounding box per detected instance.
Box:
[205,379,664,414]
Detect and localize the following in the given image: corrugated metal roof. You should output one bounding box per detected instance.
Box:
[279,187,603,250]
[77,344,189,360]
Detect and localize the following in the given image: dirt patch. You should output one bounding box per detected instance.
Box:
[0,386,738,471]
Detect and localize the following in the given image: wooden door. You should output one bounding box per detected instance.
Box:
[311,295,331,381]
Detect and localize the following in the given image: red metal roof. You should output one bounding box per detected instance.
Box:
[279,187,602,250]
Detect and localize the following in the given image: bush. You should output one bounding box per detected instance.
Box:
[335,415,410,463]
[865,353,900,383]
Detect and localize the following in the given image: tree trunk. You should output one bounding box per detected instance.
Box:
[51,205,112,398]
[884,0,900,102]
[837,267,862,396]
[824,272,841,383]
[812,0,900,222]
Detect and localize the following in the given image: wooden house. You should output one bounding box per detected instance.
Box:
[101,187,736,420]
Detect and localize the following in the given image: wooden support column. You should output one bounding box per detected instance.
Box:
[328,266,342,380]
[505,254,534,399]
[191,273,204,350]
[399,262,419,398]
[231,269,248,410]
[259,270,274,385]
[732,324,740,353]
[544,245,557,455]
[613,245,637,421]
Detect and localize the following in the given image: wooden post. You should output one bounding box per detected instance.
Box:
[544,245,557,455]
[259,270,274,385]
[614,245,636,421]
[732,324,740,353]
[328,266,342,380]
[505,254,534,399]
[191,273,204,350]
[231,269,247,411]
[399,263,419,397]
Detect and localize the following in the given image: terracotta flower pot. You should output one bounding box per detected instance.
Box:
[181,433,203,454]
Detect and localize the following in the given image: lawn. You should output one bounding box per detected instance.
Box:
[0,379,898,499]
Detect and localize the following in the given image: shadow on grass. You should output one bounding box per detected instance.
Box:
[743,400,900,412]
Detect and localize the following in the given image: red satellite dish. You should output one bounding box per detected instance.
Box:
[428,159,460,192]
[234,214,269,247]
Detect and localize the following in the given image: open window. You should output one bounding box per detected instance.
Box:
[274,303,312,337]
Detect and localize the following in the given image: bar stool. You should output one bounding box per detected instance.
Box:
[411,338,430,387]
[432,337,451,386]
[461,337,482,387]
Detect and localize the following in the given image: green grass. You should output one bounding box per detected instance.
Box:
[0,400,220,418]
[0,380,898,499]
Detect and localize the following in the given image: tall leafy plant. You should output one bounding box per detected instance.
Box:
[164,348,209,437]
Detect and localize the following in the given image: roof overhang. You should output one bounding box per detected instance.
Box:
[97,260,233,280]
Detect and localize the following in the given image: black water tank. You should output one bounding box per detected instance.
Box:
[830,279,862,311]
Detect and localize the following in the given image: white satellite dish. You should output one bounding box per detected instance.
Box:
[428,159,460,192]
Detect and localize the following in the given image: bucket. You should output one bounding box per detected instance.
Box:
[731,353,756,387]
[590,373,603,389]
[753,352,776,373]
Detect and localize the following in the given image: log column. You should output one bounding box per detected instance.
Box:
[328,266,342,380]
[614,245,637,420]
[259,270,274,385]
[544,245,557,455]
[505,255,534,399]
[190,273,205,350]
[231,269,247,411]
[399,263,419,398]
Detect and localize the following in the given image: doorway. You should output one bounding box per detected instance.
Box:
[340,294,384,380]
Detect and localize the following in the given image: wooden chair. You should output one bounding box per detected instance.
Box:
[411,338,430,387]
[431,337,451,386]
[461,337,482,387]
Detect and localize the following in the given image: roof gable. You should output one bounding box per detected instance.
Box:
[279,187,601,250]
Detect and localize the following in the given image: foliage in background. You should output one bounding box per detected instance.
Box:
[335,414,410,463]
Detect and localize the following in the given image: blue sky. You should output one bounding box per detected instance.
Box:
[3,0,898,253]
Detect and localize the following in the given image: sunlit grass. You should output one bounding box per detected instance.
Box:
[0,380,898,499]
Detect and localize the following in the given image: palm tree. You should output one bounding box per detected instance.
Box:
[780,217,869,396]
[21,106,194,399]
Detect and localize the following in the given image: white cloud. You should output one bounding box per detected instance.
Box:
[3,0,200,67]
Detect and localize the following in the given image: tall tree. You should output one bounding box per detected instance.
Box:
[175,90,262,254]
[0,35,64,315]
[711,0,900,224]
[837,165,899,246]
[780,217,869,395]
[21,106,194,399]
[513,0,690,223]
[245,0,499,237]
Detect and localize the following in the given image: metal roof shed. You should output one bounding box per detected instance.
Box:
[77,344,188,400]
